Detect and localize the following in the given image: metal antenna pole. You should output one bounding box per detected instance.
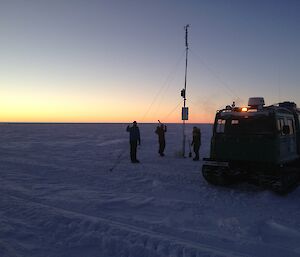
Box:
[182,24,189,157]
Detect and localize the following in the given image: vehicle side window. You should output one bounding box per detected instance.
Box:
[287,119,295,135]
[277,118,284,135]
[216,119,226,133]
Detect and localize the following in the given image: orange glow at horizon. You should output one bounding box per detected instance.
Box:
[1,86,214,124]
[0,110,213,124]
[1,102,214,124]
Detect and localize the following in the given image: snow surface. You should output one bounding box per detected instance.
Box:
[1,123,300,257]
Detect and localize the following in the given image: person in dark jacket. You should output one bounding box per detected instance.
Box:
[155,123,167,156]
[126,121,141,163]
[191,126,201,161]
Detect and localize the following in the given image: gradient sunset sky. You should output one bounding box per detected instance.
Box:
[1,0,299,123]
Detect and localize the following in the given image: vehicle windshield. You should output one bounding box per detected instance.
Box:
[216,116,275,135]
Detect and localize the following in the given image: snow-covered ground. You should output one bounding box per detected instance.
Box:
[1,123,300,257]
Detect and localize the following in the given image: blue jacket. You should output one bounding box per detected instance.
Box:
[126,125,141,143]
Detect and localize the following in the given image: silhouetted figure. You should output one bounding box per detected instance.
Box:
[155,123,167,156]
[126,121,141,163]
[191,126,201,161]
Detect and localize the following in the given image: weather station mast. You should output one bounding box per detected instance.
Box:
[181,24,190,157]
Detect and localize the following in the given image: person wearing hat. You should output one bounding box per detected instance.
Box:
[191,126,201,161]
[126,121,141,163]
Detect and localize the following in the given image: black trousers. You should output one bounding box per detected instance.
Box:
[130,141,138,162]
[193,144,200,160]
[158,139,165,155]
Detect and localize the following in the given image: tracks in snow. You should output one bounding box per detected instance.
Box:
[2,190,296,257]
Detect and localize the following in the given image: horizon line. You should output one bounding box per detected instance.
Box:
[0,121,213,125]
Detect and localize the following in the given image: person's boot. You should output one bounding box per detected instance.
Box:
[193,155,199,161]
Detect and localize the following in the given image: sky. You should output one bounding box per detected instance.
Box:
[1,0,300,123]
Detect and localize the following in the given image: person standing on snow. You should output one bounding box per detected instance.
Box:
[155,123,167,156]
[191,126,201,161]
[126,121,141,163]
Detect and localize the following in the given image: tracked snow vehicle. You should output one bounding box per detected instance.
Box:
[202,97,300,193]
